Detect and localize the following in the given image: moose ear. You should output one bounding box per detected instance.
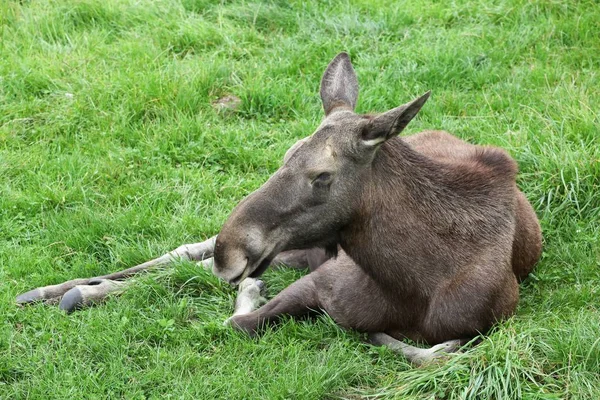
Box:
[361,91,431,146]
[320,52,359,116]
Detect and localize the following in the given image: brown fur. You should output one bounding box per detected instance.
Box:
[15,54,543,359]
[213,53,542,349]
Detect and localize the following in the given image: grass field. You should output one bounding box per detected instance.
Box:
[1,0,599,398]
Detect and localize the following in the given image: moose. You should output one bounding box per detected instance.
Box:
[17,53,542,365]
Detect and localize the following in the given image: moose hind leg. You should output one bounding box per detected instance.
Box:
[368,333,462,366]
[226,274,320,336]
[511,191,542,281]
[423,263,519,344]
[272,248,332,272]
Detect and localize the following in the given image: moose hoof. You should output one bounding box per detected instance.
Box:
[411,339,462,366]
[429,339,462,355]
[255,279,265,292]
[235,279,267,313]
[58,279,124,314]
[238,278,265,295]
[16,289,44,305]
[59,287,85,313]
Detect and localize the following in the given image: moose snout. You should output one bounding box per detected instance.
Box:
[212,241,250,285]
[212,256,249,286]
[212,226,271,285]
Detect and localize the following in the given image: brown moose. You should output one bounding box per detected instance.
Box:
[17,53,541,365]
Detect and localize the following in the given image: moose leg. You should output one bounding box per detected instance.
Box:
[368,332,462,366]
[226,274,320,336]
[58,258,218,313]
[271,248,331,272]
[271,250,309,269]
[225,273,462,366]
[16,236,217,308]
[226,250,330,324]
[58,278,129,312]
[228,278,267,319]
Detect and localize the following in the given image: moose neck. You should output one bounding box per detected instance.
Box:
[339,137,457,295]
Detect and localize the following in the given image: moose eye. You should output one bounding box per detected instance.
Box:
[312,172,332,185]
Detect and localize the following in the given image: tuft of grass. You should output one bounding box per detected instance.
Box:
[1,0,599,398]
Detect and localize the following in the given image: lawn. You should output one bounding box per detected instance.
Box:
[1,0,599,398]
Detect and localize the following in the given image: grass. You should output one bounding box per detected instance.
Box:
[1,0,599,398]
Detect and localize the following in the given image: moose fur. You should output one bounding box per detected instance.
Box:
[212,53,542,361]
[16,53,541,364]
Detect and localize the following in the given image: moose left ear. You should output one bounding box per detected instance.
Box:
[361,91,431,146]
[320,52,359,116]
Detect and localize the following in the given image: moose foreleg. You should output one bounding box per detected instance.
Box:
[58,258,218,313]
[230,278,267,318]
[226,274,320,336]
[58,278,129,312]
[16,236,217,310]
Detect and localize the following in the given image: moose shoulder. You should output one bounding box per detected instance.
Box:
[213,53,542,364]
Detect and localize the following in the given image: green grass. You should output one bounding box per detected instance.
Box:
[1,0,599,398]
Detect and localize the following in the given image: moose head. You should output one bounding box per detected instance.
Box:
[213,53,429,284]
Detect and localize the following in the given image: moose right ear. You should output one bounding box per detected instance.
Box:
[361,91,431,146]
[320,53,359,116]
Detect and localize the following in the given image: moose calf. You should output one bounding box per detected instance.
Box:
[17,53,541,365]
[212,52,542,364]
